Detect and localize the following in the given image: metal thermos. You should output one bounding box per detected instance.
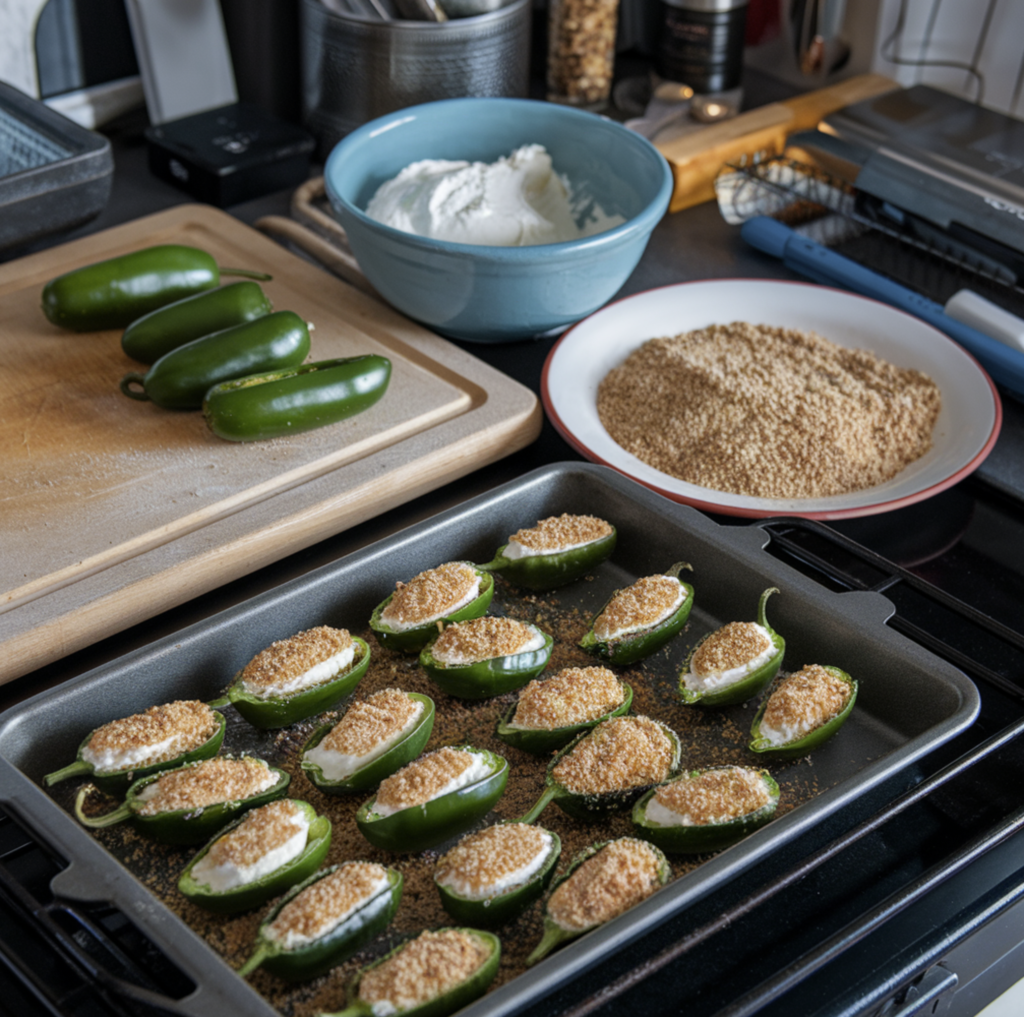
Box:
[654,0,749,94]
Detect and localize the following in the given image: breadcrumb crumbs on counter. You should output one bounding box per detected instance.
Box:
[203,800,306,869]
[511,667,625,730]
[240,627,355,694]
[593,574,684,642]
[435,824,550,897]
[135,757,276,816]
[547,838,662,932]
[508,514,613,552]
[84,700,218,768]
[692,623,772,675]
[762,665,851,734]
[381,563,479,627]
[358,929,491,1012]
[432,617,538,665]
[319,689,420,758]
[375,746,474,812]
[552,716,675,795]
[652,768,772,825]
[596,322,941,499]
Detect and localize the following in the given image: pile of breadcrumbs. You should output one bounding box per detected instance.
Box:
[596,322,942,499]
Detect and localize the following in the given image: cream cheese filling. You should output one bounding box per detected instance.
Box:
[190,815,310,892]
[431,625,545,667]
[437,831,553,900]
[680,626,775,693]
[242,644,355,700]
[370,752,491,819]
[382,578,481,632]
[595,585,685,643]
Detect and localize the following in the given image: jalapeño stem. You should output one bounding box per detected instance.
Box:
[74,786,132,829]
[237,944,274,978]
[515,785,559,825]
[43,759,91,786]
[526,921,571,966]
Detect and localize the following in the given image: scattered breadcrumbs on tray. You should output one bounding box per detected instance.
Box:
[83,700,219,768]
[508,514,613,552]
[381,562,479,627]
[596,322,942,499]
[652,767,772,825]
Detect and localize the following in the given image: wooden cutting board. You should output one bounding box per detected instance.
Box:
[0,205,542,685]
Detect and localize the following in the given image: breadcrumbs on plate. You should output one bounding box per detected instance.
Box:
[135,757,276,816]
[511,667,624,729]
[652,767,772,824]
[593,574,684,642]
[381,562,479,627]
[435,824,549,896]
[265,862,388,944]
[375,746,474,812]
[240,626,354,693]
[552,716,675,795]
[432,617,538,665]
[203,800,305,869]
[84,700,218,768]
[508,514,613,552]
[596,322,941,499]
[547,838,662,932]
[763,664,850,732]
[358,929,491,1011]
[319,689,420,757]
[692,622,772,675]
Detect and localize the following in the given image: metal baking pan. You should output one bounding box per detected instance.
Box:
[0,463,980,1017]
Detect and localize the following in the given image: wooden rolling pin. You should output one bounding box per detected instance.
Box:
[658,73,899,212]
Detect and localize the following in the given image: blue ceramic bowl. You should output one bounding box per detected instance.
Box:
[323,98,673,342]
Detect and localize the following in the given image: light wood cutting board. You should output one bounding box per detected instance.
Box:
[0,205,542,685]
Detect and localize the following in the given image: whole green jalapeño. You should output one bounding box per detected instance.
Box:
[419,617,554,700]
[678,587,785,707]
[355,746,509,854]
[579,563,694,666]
[434,822,562,928]
[321,927,501,1017]
[526,838,670,965]
[43,701,227,795]
[74,756,290,846]
[516,716,681,824]
[238,862,403,982]
[177,799,332,914]
[226,627,371,730]
[300,691,436,795]
[632,766,780,855]
[479,514,617,591]
[370,563,495,654]
[749,664,858,761]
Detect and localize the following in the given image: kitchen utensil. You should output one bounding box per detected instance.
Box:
[541,279,1001,519]
[322,97,672,342]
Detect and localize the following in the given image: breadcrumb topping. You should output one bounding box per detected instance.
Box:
[431,617,539,666]
[134,757,276,816]
[375,746,475,812]
[692,622,772,675]
[547,838,662,932]
[651,767,772,825]
[761,665,851,741]
[83,700,218,771]
[552,716,675,795]
[593,575,684,642]
[204,800,305,868]
[239,626,355,695]
[358,929,491,1012]
[435,824,550,897]
[320,689,421,758]
[507,514,613,553]
[265,862,389,946]
[510,667,624,730]
[381,563,479,628]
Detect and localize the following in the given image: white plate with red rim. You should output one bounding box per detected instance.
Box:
[541,279,1003,520]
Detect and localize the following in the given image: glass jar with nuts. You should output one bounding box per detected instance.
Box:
[546,0,621,109]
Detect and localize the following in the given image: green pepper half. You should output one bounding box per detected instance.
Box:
[631,766,780,854]
[526,839,671,965]
[238,863,403,982]
[226,635,371,730]
[418,621,554,700]
[748,665,858,760]
[300,692,435,795]
[177,799,332,914]
[120,310,310,410]
[43,707,227,796]
[121,280,273,364]
[678,587,785,707]
[355,747,509,854]
[515,718,681,824]
[495,680,633,756]
[203,354,392,442]
[321,927,501,1017]
[434,823,561,928]
[479,526,617,591]
[579,563,694,666]
[42,244,270,332]
[73,756,290,845]
[369,567,495,655]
